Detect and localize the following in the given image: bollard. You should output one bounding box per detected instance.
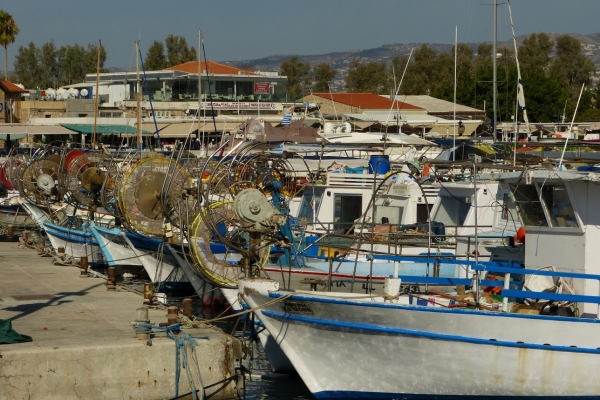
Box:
[167,306,179,326]
[182,298,193,318]
[143,283,154,304]
[7,225,13,236]
[57,246,65,254]
[106,267,116,291]
[79,256,88,277]
[134,306,151,340]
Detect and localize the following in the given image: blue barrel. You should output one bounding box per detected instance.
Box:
[368,155,390,175]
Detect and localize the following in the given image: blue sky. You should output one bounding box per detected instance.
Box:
[4,0,599,69]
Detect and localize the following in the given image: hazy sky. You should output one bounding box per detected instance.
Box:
[4,0,599,70]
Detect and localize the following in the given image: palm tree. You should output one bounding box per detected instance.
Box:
[0,10,19,80]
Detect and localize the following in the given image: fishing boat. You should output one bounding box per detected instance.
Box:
[239,166,600,398]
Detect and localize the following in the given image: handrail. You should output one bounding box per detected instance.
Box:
[501,289,600,304]
[470,264,600,281]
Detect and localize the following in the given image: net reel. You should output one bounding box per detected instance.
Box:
[188,142,302,287]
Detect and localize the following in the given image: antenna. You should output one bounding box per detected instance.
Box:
[384,47,413,146]
[558,83,585,170]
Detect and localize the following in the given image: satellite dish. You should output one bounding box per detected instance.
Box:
[46,88,56,99]
[58,88,68,100]
[80,88,89,97]
[68,88,79,98]
[16,83,25,90]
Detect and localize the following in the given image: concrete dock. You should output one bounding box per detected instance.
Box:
[0,241,243,400]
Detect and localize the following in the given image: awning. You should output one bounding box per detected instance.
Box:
[0,124,75,135]
[350,121,376,130]
[0,133,27,140]
[61,124,153,136]
[151,121,243,138]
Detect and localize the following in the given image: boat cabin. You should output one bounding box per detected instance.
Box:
[297,170,438,236]
[498,170,600,317]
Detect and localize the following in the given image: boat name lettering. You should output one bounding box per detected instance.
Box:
[282,300,313,314]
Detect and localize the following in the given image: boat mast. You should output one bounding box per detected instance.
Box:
[508,1,530,136]
[453,25,457,161]
[492,0,498,141]
[135,40,142,156]
[92,40,101,148]
[198,27,203,153]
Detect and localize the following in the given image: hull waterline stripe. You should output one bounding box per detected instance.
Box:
[260,309,600,354]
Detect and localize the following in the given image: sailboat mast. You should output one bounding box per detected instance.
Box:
[492,0,498,141]
[198,27,202,150]
[136,40,142,155]
[508,0,530,139]
[92,40,101,148]
[453,25,457,161]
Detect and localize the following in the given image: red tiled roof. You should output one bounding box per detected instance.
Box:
[0,80,27,93]
[166,60,258,76]
[313,93,422,110]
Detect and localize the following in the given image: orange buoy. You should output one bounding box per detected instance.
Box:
[422,164,431,177]
[514,227,526,244]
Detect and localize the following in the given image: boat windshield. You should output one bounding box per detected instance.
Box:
[297,190,324,223]
[499,191,519,225]
[512,184,546,226]
[510,183,578,228]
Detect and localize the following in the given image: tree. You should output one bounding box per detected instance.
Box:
[401,45,438,95]
[13,42,40,89]
[58,44,86,85]
[83,42,107,76]
[549,35,595,110]
[345,59,388,94]
[145,40,167,70]
[518,33,553,76]
[280,56,311,101]
[312,63,336,92]
[388,55,410,94]
[0,10,19,80]
[165,35,196,67]
[39,41,58,89]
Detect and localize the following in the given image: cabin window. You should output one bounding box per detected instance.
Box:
[431,195,471,226]
[416,203,433,223]
[297,190,323,223]
[374,205,403,226]
[511,184,547,226]
[334,194,362,233]
[539,183,578,228]
[501,192,519,224]
[511,183,577,228]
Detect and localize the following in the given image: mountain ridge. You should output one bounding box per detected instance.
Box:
[223,33,600,90]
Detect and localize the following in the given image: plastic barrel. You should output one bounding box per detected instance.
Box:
[368,155,391,175]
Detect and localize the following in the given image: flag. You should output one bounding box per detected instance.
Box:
[281,115,292,126]
[281,106,294,126]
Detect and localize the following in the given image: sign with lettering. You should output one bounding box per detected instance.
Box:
[253,82,270,95]
[200,102,276,109]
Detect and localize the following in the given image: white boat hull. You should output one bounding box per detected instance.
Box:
[90,225,143,267]
[240,278,600,398]
[43,222,102,261]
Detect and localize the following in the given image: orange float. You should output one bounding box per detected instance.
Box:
[514,227,526,244]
